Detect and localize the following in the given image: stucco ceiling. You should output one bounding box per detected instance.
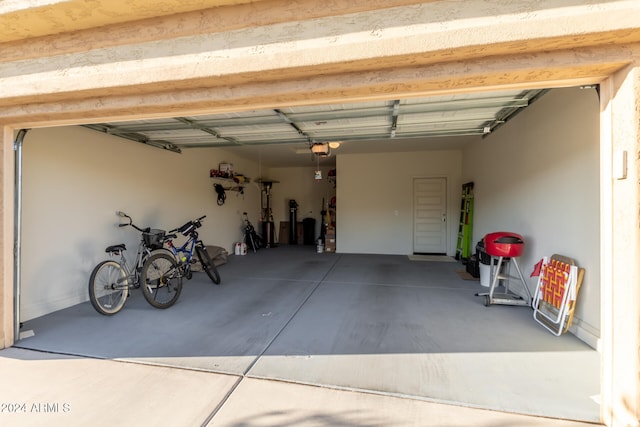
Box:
[83,88,547,167]
[0,0,259,43]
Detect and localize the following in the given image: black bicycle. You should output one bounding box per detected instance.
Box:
[141,215,220,308]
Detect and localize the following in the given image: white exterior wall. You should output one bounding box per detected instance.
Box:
[462,87,601,346]
[20,126,261,321]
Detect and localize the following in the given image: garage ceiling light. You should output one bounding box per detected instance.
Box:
[311,143,330,155]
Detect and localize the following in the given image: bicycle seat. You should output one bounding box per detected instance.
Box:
[105,244,126,253]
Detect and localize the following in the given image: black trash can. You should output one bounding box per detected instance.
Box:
[302,218,316,245]
[476,240,491,264]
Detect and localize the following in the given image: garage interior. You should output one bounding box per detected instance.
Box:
[5,1,640,425]
[13,84,600,423]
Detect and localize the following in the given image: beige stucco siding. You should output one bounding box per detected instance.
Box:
[1,1,640,124]
[1,1,640,425]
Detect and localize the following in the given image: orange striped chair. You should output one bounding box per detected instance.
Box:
[532,254,584,336]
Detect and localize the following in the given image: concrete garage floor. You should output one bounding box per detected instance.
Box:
[7,246,599,426]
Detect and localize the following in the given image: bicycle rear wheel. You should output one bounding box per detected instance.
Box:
[141,252,182,309]
[89,260,129,315]
[195,244,221,284]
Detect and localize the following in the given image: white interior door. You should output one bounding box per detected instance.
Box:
[413,177,447,254]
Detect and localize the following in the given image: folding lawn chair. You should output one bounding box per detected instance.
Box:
[532,254,584,336]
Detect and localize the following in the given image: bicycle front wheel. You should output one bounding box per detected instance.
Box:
[141,252,182,309]
[195,245,221,285]
[89,260,129,315]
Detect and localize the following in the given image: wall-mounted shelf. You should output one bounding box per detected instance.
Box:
[210,168,250,193]
[212,178,249,194]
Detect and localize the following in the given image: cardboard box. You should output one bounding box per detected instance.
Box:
[278,221,304,244]
[297,224,304,245]
[325,235,336,252]
[279,222,288,244]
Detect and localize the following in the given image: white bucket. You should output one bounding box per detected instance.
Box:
[479,262,491,287]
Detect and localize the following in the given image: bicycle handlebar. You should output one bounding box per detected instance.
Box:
[116,211,151,233]
[116,211,206,237]
[168,215,207,234]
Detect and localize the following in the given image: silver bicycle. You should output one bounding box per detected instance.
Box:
[88,212,180,315]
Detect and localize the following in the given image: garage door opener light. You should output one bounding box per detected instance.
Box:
[311,142,330,156]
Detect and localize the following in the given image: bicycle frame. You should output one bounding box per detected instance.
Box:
[165,233,198,275]
[105,239,153,289]
[163,215,208,278]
